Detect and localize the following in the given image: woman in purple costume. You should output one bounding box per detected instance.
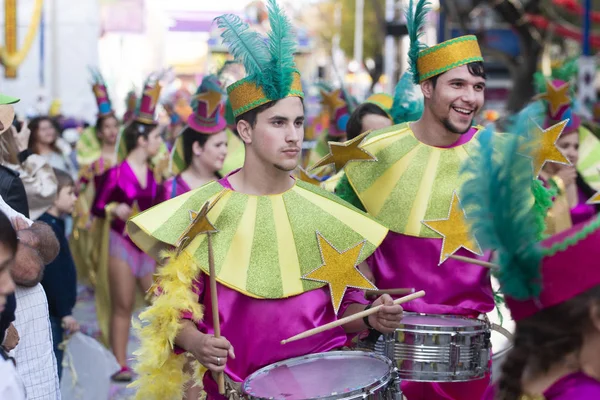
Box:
[159,75,229,202]
[91,78,164,381]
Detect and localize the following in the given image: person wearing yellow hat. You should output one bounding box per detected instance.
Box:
[159,75,229,202]
[90,74,165,382]
[326,0,494,397]
[127,2,404,398]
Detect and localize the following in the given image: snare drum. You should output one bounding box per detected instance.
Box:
[242,351,398,400]
[384,313,491,382]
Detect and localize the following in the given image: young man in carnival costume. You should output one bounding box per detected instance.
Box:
[91,75,165,381]
[159,75,229,202]
[456,115,600,399]
[532,74,600,234]
[71,68,121,286]
[127,2,404,398]
[321,0,494,397]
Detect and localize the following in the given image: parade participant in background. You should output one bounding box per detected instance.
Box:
[91,76,164,381]
[128,2,403,398]
[122,88,138,125]
[535,79,600,234]
[457,120,600,400]
[160,75,228,202]
[71,69,121,286]
[305,85,355,179]
[328,0,494,397]
[346,93,393,141]
[162,88,193,150]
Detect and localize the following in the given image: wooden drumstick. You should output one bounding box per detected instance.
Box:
[447,254,498,271]
[366,288,415,296]
[281,290,425,345]
[207,232,226,395]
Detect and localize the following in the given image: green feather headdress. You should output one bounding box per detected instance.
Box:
[460,115,553,300]
[391,71,424,124]
[215,0,304,117]
[406,0,431,84]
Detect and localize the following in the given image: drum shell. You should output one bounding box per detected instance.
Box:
[375,314,491,382]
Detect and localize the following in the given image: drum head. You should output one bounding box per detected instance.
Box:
[242,351,392,400]
[400,313,486,332]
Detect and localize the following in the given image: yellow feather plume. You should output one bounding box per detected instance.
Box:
[129,250,206,399]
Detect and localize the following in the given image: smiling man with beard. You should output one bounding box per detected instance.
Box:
[331,1,495,399]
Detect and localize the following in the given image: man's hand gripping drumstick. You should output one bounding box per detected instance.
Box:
[282,290,425,344]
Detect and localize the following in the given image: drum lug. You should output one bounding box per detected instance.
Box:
[449,341,461,371]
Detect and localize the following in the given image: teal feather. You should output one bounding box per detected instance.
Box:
[507,100,545,138]
[391,71,424,124]
[215,14,270,85]
[263,0,297,100]
[406,0,430,84]
[460,126,546,300]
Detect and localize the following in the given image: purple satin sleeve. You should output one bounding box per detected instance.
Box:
[571,187,596,226]
[91,161,159,238]
[367,232,494,316]
[483,372,600,399]
[177,273,368,399]
[91,166,119,219]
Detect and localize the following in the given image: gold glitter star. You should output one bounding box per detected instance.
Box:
[176,202,218,251]
[587,192,600,205]
[538,80,571,117]
[93,84,106,99]
[194,90,222,116]
[320,89,346,114]
[302,232,376,313]
[176,191,227,251]
[524,120,571,178]
[422,191,483,265]
[309,130,376,173]
[144,84,162,111]
[297,167,321,186]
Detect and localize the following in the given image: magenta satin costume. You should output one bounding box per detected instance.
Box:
[92,160,160,245]
[158,175,192,202]
[571,187,596,225]
[483,372,600,399]
[364,128,494,400]
[177,173,369,400]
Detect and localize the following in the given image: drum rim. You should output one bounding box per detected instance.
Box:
[398,312,488,332]
[242,351,393,400]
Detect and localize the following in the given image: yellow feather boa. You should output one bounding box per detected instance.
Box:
[129,250,206,399]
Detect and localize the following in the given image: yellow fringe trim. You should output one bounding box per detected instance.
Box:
[129,250,205,399]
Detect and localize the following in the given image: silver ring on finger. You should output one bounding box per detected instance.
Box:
[217,356,221,366]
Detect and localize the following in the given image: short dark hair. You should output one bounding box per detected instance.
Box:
[0,210,18,256]
[430,61,487,88]
[181,126,212,166]
[235,101,279,128]
[234,98,305,128]
[122,120,157,154]
[346,103,390,140]
[53,168,74,192]
[95,114,119,134]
